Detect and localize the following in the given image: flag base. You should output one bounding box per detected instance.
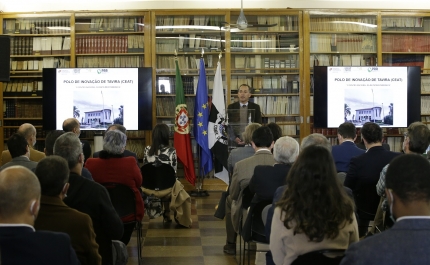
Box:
[190,189,209,197]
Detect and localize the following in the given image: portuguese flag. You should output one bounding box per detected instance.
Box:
[174,60,196,185]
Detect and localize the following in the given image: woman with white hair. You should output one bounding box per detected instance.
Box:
[85,129,143,245]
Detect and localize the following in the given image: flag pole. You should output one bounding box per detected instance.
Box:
[190,48,209,197]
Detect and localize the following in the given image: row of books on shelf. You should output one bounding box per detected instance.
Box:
[156,97,195,116]
[232,76,299,92]
[4,18,70,34]
[386,137,403,153]
[10,36,71,55]
[75,35,144,54]
[3,99,42,118]
[422,96,430,115]
[422,76,430,93]
[230,33,298,52]
[81,17,144,32]
[311,54,377,67]
[156,16,224,31]
[251,16,299,32]
[11,57,70,71]
[3,80,43,93]
[157,54,217,71]
[382,34,430,52]
[382,55,430,71]
[310,17,376,32]
[254,96,300,115]
[156,75,225,95]
[76,56,144,68]
[310,34,376,53]
[156,35,221,53]
[233,55,299,72]
[381,17,430,31]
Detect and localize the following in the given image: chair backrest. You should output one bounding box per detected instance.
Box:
[291,249,345,265]
[102,183,137,221]
[141,163,176,191]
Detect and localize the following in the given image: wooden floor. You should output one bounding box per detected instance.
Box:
[126,191,240,265]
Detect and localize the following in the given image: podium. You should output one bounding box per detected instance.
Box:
[226,109,256,150]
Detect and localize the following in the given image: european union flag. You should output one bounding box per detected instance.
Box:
[194,58,213,175]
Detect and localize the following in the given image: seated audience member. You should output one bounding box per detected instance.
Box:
[227,123,261,174]
[344,122,400,237]
[45,130,93,181]
[144,123,177,172]
[224,126,276,255]
[270,145,358,265]
[0,133,38,171]
[143,123,177,222]
[1,123,45,166]
[332,122,365,172]
[341,154,430,265]
[374,121,430,230]
[249,136,299,201]
[62,118,92,164]
[86,130,143,245]
[34,156,101,265]
[0,166,80,265]
[54,132,123,265]
[266,122,283,143]
[93,124,139,164]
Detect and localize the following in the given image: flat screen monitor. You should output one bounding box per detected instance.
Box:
[43,67,153,131]
[313,66,421,128]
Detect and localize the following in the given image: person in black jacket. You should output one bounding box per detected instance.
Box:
[54,132,123,265]
[63,118,92,164]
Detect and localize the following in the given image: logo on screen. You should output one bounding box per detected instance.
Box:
[368,67,378,72]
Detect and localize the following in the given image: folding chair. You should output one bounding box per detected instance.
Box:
[102,183,143,265]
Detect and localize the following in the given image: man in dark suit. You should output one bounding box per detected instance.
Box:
[332,122,365,172]
[54,132,123,265]
[227,84,262,146]
[63,118,92,164]
[93,124,138,164]
[224,126,275,255]
[341,154,430,264]
[1,123,45,166]
[0,166,80,265]
[344,122,400,237]
[34,156,101,265]
[0,133,38,171]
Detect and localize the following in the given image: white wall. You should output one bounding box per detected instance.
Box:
[0,0,429,12]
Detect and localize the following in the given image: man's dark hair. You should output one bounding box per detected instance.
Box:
[107,124,127,134]
[407,122,430,154]
[360,122,382,144]
[45,130,65,156]
[386,154,430,203]
[35,156,69,196]
[338,122,356,139]
[62,119,79,132]
[266,123,282,143]
[7,133,28,158]
[252,126,273,147]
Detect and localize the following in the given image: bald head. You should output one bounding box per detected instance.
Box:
[0,166,41,220]
[62,118,80,133]
[18,123,36,146]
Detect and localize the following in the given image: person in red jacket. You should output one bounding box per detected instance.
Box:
[85,129,143,245]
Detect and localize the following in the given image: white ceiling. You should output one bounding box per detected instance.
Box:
[0,0,429,12]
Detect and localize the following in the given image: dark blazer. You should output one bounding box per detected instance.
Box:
[344,146,400,215]
[0,226,80,265]
[332,141,365,172]
[64,172,123,265]
[249,163,290,201]
[93,149,139,165]
[341,218,430,265]
[81,139,92,165]
[227,101,262,124]
[0,156,38,171]
[35,195,101,265]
